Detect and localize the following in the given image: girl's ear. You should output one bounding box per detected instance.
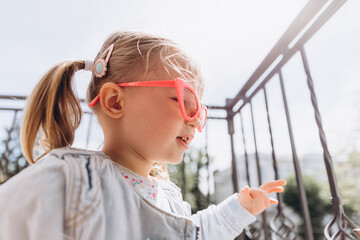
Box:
[99,82,125,119]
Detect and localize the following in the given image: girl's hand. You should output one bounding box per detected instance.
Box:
[237,179,287,216]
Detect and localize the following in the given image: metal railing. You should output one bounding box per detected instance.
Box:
[207,0,359,239]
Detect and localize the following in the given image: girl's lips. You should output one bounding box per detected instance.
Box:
[176,135,194,149]
[177,137,189,149]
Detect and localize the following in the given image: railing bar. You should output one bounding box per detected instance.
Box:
[205,105,227,110]
[0,108,97,115]
[205,122,211,206]
[0,95,27,100]
[300,47,359,239]
[325,213,338,239]
[344,214,360,229]
[334,213,356,240]
[229,128,239,192]
[207,116,227,120]
[226,99,239,193]
[0,108,24,111]
[300,45,342,203]
[233,0,348,113]
[0,95,90,103]
[264,87,296,239]
[239,111,251,186]
[236,65,282,113]
[249,102,262,186]
[278,69,314,240]
[0,98,225,113]
[263,87,280,180]
[9,110,19,132]
[229,0,328,109]
[249,100,270,240]
[290,0,348,60]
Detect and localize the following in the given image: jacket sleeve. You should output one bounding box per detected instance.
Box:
[190,193,257,239]
[0,157,67,240]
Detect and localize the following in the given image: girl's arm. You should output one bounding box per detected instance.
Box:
[190,179,286,239]
[0,158,66,240]
[190,193,256,239]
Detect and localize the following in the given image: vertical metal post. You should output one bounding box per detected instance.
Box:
[226,99,239,193]
[205,123,211,205]
[239,112,251,186]
[299,46,342,204]
[249,101,270,240]
[263,88,279,181]
[279,70,314,240]
[264,87,297,239]
[263,87,282,213]
[300,47,359,239]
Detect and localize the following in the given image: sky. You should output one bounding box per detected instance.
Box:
[1,0,360,174]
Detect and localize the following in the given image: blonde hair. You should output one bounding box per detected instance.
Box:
[87,32,203,105]
[20,31,203,180]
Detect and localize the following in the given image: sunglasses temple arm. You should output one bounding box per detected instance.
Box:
[88,95,100,107]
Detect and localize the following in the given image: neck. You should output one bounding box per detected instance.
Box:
[102,143,154,180]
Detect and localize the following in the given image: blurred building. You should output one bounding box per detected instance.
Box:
[213,153,338,204]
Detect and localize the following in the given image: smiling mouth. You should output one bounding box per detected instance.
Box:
[177,137,189,149]
[176,135,194,149]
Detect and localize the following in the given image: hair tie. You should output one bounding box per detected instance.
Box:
[94,44,115,78]
[84,60,94,71]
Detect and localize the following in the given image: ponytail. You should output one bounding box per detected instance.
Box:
[20,60,85,164]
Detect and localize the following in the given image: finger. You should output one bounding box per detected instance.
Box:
[264,196,270,208]
[249,189,270,207]
[260,179,287,192]
[269,197,279,205]
[238,186,252,202]
[241,185,251,195]
[266,186,284,194]
[260,179,287,190]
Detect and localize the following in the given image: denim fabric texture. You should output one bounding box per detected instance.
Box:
[0,148,256,240]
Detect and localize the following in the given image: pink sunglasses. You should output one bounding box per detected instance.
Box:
[89,78,207,132]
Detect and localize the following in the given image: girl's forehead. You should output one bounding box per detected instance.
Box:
[141,69,203,96]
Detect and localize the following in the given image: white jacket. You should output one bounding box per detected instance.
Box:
[0,148,256,240]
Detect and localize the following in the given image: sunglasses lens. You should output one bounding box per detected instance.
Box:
[199,107,207,128]
[183,88,199,118]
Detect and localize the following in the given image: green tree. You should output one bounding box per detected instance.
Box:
[0,121,28,184]
[169,148,212,213]
[282,174,331,240]
[334,150,360,222]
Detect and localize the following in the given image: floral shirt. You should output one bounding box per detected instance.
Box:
[116,165,158,204]
[115,164,172,212]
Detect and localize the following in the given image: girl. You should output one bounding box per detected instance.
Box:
[0,31,286,240]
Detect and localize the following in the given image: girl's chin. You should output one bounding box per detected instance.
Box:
[163,156,184,165]
[169,159,183,165]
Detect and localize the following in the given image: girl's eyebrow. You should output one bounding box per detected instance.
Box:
[164,88,176,94]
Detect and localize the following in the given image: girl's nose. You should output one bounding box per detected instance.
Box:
[185,116,201,130]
